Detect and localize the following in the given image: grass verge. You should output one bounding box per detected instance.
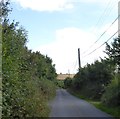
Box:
[67,89,120,119]
[91,102,120,118]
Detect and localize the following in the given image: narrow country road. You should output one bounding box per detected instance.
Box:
[49,89,113,118]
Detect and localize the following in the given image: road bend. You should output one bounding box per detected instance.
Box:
[49,89,113,118]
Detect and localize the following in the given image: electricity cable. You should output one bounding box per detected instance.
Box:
[83,30,118,58]
[82,16,119,55]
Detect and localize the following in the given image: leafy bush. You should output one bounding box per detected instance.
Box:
[101,74,120,107]
[64,77,72,89]
[24,79,56,117]
[70,59,113,100]
[1,1,57,117]
[55,80,65,88]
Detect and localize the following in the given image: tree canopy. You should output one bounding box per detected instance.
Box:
[105,37,120,72]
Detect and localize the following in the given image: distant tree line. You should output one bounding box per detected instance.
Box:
[1,1,57,117]
[64,36,120,107]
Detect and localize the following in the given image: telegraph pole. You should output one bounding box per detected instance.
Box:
[118,1,120,36]
[118,1,120,73]
[78,48,81,71]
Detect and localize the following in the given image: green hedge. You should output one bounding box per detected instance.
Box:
[1,1,57,117]
[101,74,120,107]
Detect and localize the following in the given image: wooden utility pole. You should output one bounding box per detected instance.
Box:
[118,1,120,36]
[78,48,81,71]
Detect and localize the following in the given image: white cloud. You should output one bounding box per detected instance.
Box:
[12,0,74,12]
[11,0,117,73]
[11,0,116,12]
[99,20,118,37]
[35,23,118,74]
[74,0,102,3]
[35,27,98,74]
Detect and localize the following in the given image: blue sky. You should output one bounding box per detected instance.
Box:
[9,0,118,74]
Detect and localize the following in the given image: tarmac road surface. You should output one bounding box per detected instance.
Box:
[49,89,113,118]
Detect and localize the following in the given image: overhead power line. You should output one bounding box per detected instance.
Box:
[93,0,112,32]
[82,16,119,55]
[91,0,118,35]
[83,30,119,58]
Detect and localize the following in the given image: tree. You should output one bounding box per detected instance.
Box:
[64,77,72,89]
[105,37,120,72]
[0,0,11,20]
[70,59,113,100]
[101,37,120,107]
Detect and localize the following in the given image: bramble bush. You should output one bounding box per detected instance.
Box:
[1,1,57,117]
